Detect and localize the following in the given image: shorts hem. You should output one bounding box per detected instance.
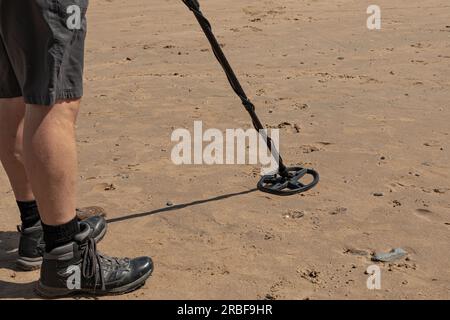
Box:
[0,92,23,99]
[23,91,83,106]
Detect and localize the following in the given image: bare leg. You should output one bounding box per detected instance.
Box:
[23,100,80,226]
[0,97,35,202]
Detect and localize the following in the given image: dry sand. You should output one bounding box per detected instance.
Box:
[1,0,449,299]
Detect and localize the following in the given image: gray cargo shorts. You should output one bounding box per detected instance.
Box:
[0,0,88,106]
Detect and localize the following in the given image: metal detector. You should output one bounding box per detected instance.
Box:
[182,0,319,196]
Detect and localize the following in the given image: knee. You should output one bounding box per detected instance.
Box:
[0,97,26,162]
[0,97,24,109]
[25,99,81,129]
[54,99,81,122]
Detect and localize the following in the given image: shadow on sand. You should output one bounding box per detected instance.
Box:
[0,188,258,299]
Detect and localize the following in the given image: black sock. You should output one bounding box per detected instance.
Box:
[17,200,41,229]
[42,217,80,252]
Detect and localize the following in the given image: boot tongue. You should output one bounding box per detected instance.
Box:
[74,221,92,243]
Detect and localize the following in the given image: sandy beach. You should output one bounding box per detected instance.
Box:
[0,0,449,299]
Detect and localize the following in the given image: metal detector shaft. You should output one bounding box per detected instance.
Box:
[182,0,288,176]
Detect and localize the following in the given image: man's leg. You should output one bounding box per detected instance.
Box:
[1,0,152,296]
[0,97,81,228]
[23,100,80,226]
[0,98,107,270]
[0,97,34,202]
[30,99,153,297]
[0,97,43,237]
[0,97,106,227]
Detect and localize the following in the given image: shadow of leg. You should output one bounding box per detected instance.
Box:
[0,231,39,299]
[0,280,37,299]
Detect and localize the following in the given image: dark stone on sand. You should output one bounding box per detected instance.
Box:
[344,248,368,256]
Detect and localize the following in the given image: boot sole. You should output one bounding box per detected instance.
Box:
[16,224,107,271]
[15,256,43,271]
[35,265,153,298]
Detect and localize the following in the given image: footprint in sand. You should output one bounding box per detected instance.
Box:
[300,144,322,154]
[93,183,116,192]
[414,208,440,222]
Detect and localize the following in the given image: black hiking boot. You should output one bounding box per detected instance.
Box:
[16,220,45,271]
[16,215,107,271]
[36,221,153,298]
